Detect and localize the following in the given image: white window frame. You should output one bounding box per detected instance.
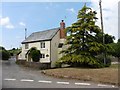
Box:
[41,42,45,48]
[25,43,29,49]
[41,54,45,58]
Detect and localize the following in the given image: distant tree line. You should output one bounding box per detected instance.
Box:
[109,39,120,61]
[8,48,21,56]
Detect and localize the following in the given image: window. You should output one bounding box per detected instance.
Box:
[25,43,29,49]
[58,43,63,48]
[41,42,45,48]
[41,54,45,58]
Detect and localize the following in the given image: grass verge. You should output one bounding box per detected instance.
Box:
[41,64,119,86]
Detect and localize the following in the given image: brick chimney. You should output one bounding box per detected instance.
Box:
[60,20,66,38]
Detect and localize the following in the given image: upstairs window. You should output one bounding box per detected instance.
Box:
[58,43,63,48]
[25,43,29,49]
[41,42,45,48]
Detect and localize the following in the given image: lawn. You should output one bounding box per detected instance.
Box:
[41,64,119,86]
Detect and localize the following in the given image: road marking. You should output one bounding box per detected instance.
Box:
[75,83,91,86]
[20,79,34,82]
[98,84,109,87]
[57,81,69,85]
[38,80,52,83]
[4,78,16,81]
[112,85,115,88]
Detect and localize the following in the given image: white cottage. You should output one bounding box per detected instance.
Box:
[18,20,66,67]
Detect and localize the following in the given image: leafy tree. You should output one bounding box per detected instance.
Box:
[118,38,120,42]
[12,48,16,50]
[0,46,10,60]
[0,46,6,50]
[96,33,115,44]
[28,47,41,62]
[104,34,115,44]
[110,39,120,61]
[57,5,111,68]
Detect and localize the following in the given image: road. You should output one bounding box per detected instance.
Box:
[1,57,118,89]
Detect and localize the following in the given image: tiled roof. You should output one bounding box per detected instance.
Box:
[22,28,60,44]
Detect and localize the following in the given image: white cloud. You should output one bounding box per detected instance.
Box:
[0,17,9,26]
[66,8,76,14]
[0,17,14,29]
[6,24,14,29]
[19,22,26,26]
[90,0,119,41]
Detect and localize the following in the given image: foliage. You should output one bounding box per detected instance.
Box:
[8,48,21,56]
[0,46,5,50]
[110,41,120,60]
[118,38,120,42]
[0,46,10,60]
[31,50,41,62]
[96,33,115,44]
[96,54,111,67]
[104,34,115,44]
[28,47,41,62]
[57,5,112,68]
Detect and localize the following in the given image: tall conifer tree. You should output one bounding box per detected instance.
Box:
[58,4,106,67]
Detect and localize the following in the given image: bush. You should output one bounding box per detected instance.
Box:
[55,61,62,68]
[28,47,41,62]
[31,50,40,62]
[96,54,111,67]
[55,54,111,68]
[55,54,104,68]
[0,50,10,60]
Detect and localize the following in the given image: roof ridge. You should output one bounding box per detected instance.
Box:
[33,27,60,34]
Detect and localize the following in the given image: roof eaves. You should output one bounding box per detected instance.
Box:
[21,39,51,44]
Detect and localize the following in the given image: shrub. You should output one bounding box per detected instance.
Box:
[28,47,41,62]
[55,61,62,68]
[0,50,10,60]
[96,54,111,67]
[31,50,40,62]
[55,54,112,68]
[55,54,104,68]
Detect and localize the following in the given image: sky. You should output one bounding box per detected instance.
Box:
[0,0,119,50]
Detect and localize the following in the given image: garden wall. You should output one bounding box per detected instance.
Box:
[16,60,51,69]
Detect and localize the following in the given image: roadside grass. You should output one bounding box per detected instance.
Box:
[109,64,119,68]
[41,64,119,86]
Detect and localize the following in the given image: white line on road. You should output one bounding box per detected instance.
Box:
[75,83,91,86]
[38,80,52,83]
[112,85,115,88]
[4,78,16,81]
[98,84,114,87]
[57,81,69,85]
[20,79,34,82]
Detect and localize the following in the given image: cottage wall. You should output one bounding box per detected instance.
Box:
[40,41,50,63]
[51,31,60,67]
[21,41,51,63]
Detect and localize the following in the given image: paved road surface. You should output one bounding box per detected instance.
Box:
[1,58,118,88]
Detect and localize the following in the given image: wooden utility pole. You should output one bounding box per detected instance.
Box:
[99,0,106,65]
[25,28,27,39]
[99,0,104,35]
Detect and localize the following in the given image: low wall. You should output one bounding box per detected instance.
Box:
[16,60,51,69]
